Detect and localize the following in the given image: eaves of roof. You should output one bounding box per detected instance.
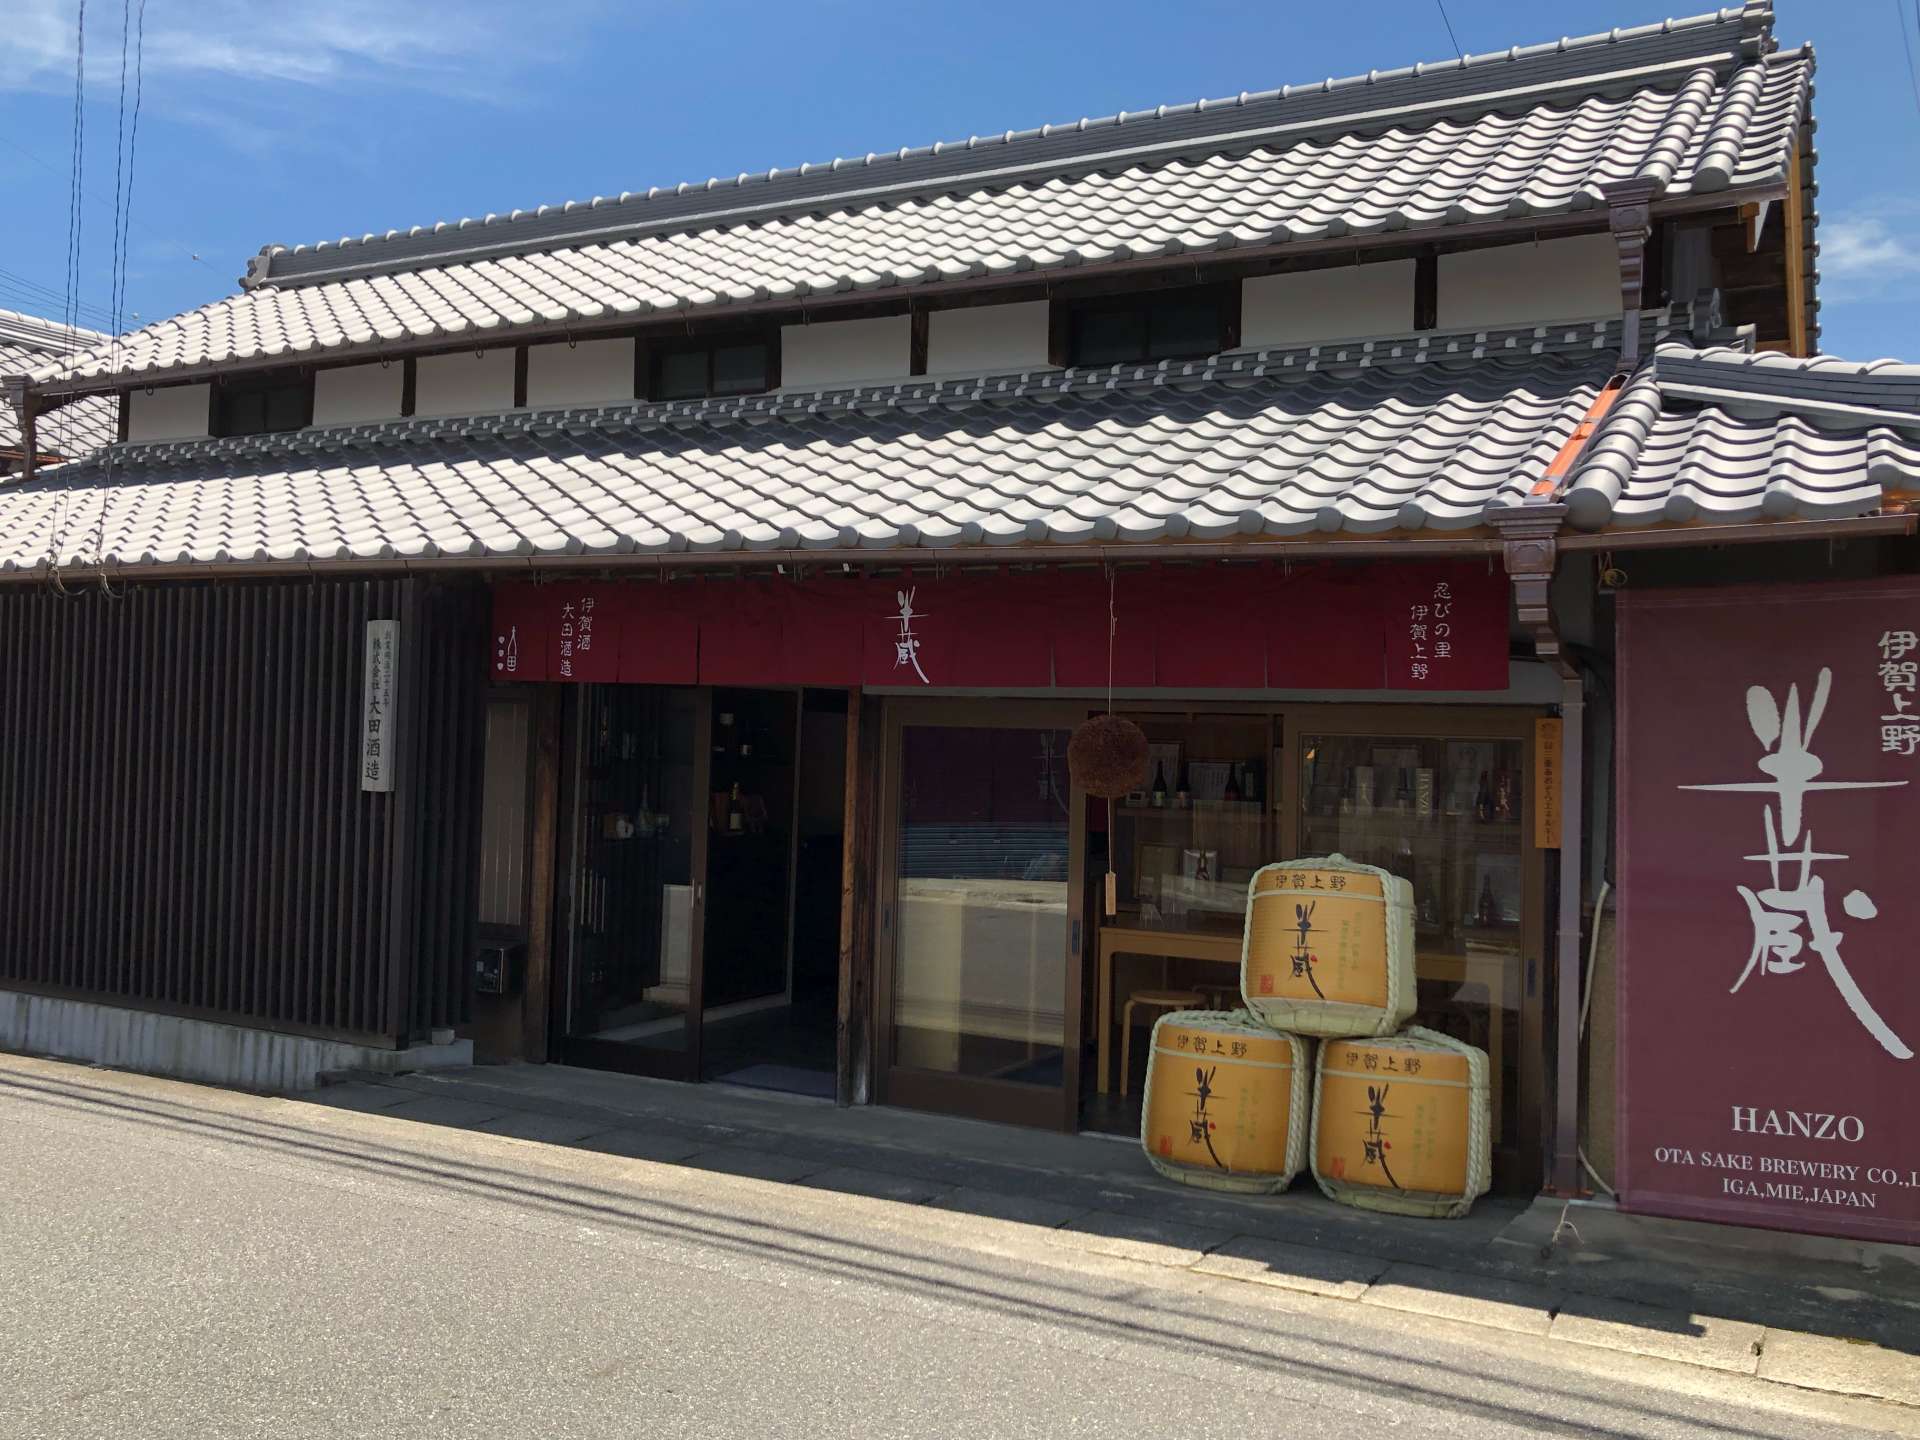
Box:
[18,302,1915,584]
[247,2,1781,291]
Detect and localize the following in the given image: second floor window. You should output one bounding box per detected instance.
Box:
[648,336,774,401]
[213,372,312,437]
[1062,286,1234,367]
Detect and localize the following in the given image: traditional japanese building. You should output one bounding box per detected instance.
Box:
[4,3,1915,1240]
[0,309,116,475]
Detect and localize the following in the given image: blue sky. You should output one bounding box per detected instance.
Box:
[2,0,1917,357]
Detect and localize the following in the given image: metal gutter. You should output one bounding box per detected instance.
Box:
[0,534,1511,588]
[3,515,1909,591]
[1559,513,1918,548]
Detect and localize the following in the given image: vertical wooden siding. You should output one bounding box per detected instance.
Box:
[0,576,486,1045]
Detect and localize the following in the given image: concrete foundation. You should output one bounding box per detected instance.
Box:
[0,989,471,1093]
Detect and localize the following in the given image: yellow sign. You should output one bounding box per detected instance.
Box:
[1534,717,1562,849]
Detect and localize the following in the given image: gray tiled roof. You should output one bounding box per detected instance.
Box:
[9,308,1911,577]
[29,6,1808,389]
[0,311,116,460]
[1561,344,1920,527]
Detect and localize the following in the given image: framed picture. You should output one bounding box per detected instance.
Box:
[1186,759,1231,801]
[1135,842,1183,902]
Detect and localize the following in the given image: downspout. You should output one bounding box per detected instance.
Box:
[1487,501,1584,1197]
[1488,178,1658,1199]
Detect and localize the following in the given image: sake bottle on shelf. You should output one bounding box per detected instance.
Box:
[1150,759,1169,807]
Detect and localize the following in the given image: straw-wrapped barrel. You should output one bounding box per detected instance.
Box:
[1310,1026,1491,1219]
[1241,855,1416,1038]
[1139,1010,1310,1194]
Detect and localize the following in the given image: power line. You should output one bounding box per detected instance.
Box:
[1899,0,1920,120]
[0,103,216,278]
[1435,0,1466,61]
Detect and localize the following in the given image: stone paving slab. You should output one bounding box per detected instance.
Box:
[1551,1292,1766,1375]
[477,1112,609,1146]
[1193,1236,1389,1300]
[308,1082,418,1113]
[1054,1211,1233,1268]
[680,1147,829,1185]
[376,1096,510,1130]
[799,1167,952,1206]
[1359,1261,1562,1336]
[1758,1330,1920,1407]
[929,1187,1087,1230]
[576,1128,706,1165]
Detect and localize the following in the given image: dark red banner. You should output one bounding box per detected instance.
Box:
[1619,579,1920,1243]
[488,560,1510,692]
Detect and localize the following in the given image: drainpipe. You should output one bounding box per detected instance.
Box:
[1489,503,1584,1197]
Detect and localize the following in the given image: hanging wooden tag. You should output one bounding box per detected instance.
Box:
[1104,870,1117,916]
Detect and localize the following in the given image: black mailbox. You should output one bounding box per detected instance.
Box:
[474,940,525,996]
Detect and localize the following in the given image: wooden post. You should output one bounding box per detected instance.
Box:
[837,688,882,1106]
[522,685,561,1062]
[1783,144,1809,359]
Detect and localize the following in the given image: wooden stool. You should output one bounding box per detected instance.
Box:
[1196,984,1241,1013]
[1120,988,1204,1098]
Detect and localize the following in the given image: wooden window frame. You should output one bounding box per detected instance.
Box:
[210,368,315,438]
[641,326,781,402]
[1049,281,1240,368]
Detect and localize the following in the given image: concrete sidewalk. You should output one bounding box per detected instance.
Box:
[301,1061,1919,1411]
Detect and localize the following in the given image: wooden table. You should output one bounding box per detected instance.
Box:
[1095,924,1242,1095]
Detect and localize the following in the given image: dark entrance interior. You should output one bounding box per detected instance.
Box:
[557,683,845,1098]
[698,687,846,1095]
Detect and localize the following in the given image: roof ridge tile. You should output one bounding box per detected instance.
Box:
[246,4,1777,290]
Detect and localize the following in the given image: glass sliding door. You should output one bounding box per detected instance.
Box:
[879,701,1084,1128]
[560,684,709,1078]
[1289,706,1546,1184]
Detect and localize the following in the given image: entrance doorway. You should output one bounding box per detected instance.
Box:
[554,684,846,1097]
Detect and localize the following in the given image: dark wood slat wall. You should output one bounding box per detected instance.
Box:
[0,577,487,1046]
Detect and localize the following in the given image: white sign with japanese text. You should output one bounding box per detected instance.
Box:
[361,619,398,793]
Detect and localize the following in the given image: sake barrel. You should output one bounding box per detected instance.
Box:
[1140,1010,1310,1195]
[1310,1026,1491,1219]
[1241,855,1415,1038]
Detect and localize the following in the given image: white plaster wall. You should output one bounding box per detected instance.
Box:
[414,348,517,417]
[126,382,210,441]
[0,988,471,1093]
[1437,233,1621,329]
[1241,261,1416,346]
[313,362,404,426]
[925,301,1051,375]
[526,337,635,407]
[781,314,912,388]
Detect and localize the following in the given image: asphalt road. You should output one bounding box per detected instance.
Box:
[1,1056,1911,1440]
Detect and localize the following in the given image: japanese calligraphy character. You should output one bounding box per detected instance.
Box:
[890,588,930,684]
[1681,667,1912,1060]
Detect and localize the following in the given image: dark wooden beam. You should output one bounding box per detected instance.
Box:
[513,345,530,409]
[522,684,560,1063]
[837,687,882,1106]
[909,308,929,377]
[1413,248,1438,331]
